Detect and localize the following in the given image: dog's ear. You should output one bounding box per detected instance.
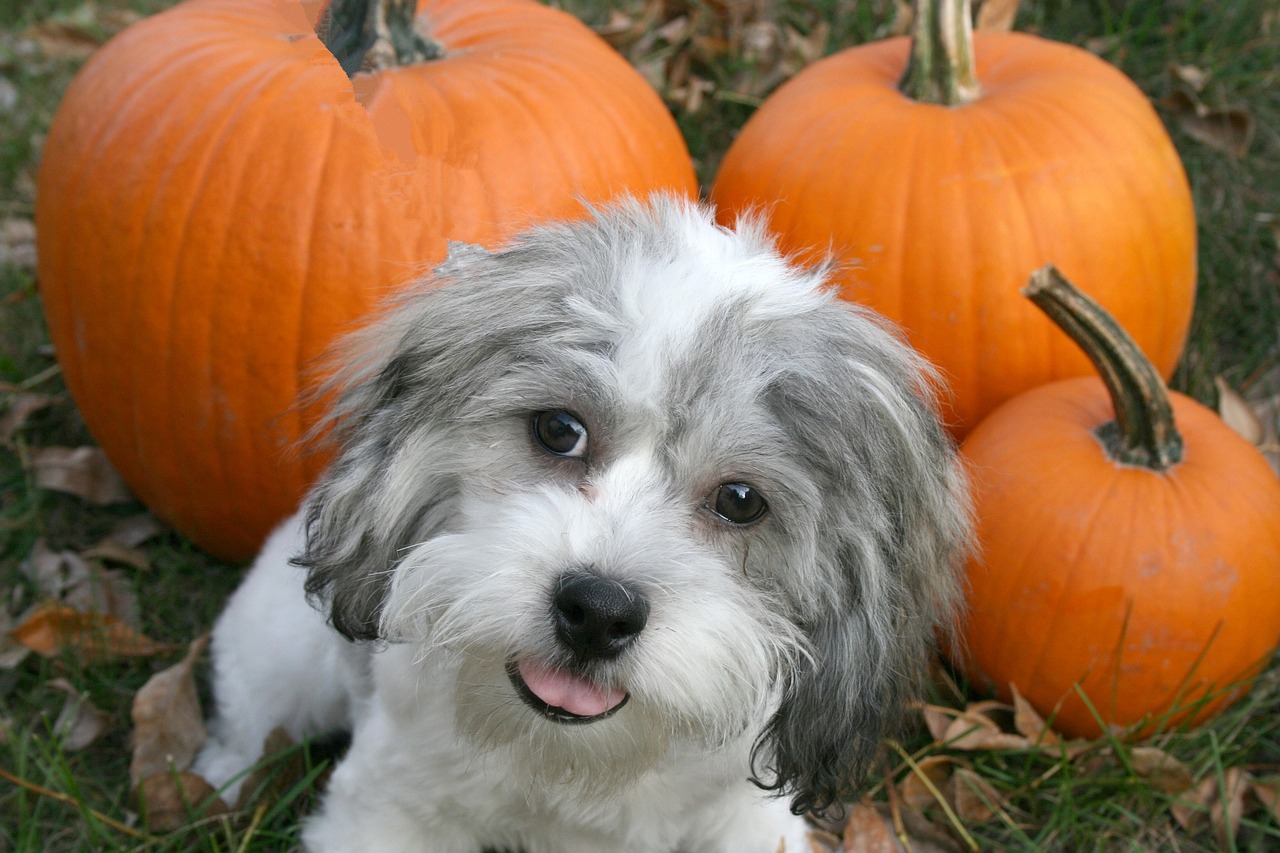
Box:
[292,245,510,642]
[750,301,971,816]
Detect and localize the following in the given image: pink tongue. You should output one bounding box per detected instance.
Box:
[517,659,626,718]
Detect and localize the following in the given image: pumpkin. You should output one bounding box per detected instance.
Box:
[957,266,1280,738]
[709,0,1196,436]
[36,0,697,560]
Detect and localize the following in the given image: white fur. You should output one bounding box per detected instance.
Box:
[194,197,968,853]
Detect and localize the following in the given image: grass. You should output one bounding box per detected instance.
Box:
[2,0,1279,850]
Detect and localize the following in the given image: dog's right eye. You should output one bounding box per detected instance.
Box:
[532,410,588,458]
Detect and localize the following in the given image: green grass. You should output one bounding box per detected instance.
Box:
[2,0,1279,850]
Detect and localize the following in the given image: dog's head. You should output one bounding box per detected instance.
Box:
[295,195,970,814]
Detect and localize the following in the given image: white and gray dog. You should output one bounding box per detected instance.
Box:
[194,196,970,853]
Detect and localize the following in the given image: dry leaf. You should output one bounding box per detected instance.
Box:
[11,603,173,662]
[1010,684,1059,746]
[1211,768,1252,849]
[920,703,954,743]
[942,702,1028,751]
[0,392,55,448]
[950,767,1005,823]
[1251,776,1280,823]
[1216,377,1266,445]
[135,770,227,833]
[1129,746,1194,794]
[900,755,956,812]
[1161,89,1255,157]
[130,634,209,784]
[843,800,902,852]
[0,218,36,270]
[22,539,139,624]
[48,678,112,752]
[28,446,133,505]
[974,0,1021,32]
[81,539,151,573]
[20,2,142,60]
[104,512,167,549]
[1169,64,1210,92]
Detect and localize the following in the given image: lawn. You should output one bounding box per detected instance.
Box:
[1,0,1279,850]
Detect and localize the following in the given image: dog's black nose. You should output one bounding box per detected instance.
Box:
[553,572,648,660]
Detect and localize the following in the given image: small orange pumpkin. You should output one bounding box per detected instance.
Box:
[710,0,1196,436]
[957,267,1280,738]
[37,0,696,559]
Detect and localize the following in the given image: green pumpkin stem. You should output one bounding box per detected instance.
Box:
[899,0,982,106]
[319,0,445,77]
[1024,265,1184,471]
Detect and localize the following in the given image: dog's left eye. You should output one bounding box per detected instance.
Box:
[708,483,768,525]
[532,410,588,458]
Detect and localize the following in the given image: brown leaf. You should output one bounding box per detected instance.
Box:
[48,678,111,752]
[843,800,903,852]
[1169,64,1210,92]
[0,391,54,448]
[974,0,1021,32]
[1129,746,1194,794]
[104,512,167,549]
[950,767,1005,823]
[0,218,36,270]
[1251,776,1280,823]
[920,703,954,743]
[1211,768,1252,849]
[1216,377,1266,445]
[22,539,139,624]
[135,770,227,833]
[1010,683,1059,746]
[942,702,1029,751]
[1161,89,1255,157]
[900,755,956,812]
[11,603,174,662]
[130,634,209,784]
[29,446,133,505]
[1172,774,1216,832]
[81,539,151,574]
[20,3,142,60]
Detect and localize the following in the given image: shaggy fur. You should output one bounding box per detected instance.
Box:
[194,196,971,853]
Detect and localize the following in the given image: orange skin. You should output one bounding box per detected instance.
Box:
[711,33,1196,437]
[37,0,696,559]
[958,378,1280,738]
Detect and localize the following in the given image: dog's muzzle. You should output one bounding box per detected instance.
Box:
[507,571,648,724]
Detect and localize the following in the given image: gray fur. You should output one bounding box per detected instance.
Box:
[294,196,971,815]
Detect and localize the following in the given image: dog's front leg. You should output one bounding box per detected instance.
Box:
[678,792,813,853]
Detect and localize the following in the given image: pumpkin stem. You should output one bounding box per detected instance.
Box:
[1023,266,1184,471]
[319,0,445,77]
[899,0,982,106]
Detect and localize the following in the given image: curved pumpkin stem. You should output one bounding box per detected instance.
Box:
[899,0,982,106]
[1024,266,1184,471]
[320,0,445,77]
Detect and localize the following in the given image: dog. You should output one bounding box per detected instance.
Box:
[193,195,971,853]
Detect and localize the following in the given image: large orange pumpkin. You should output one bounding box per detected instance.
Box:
[36,0,696,560]
[958,267,1280,738]
[710,0,1196,436]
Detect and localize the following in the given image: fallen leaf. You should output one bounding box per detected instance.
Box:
[22,539,139,624]
[1251,776,1280,823]
[843,800,902,852]
[0,393,54,447]
[942,702,1028,751]
[135,770,227,833]
[104,512,167,549]
[11,603,174,662]
[1169,64,1209,92]
[48,678,111,752]
[919,703,954,743]
[0,218,36,270]
[130,634,209,784]
[81,539,151,574]
[974,0,1020,32]
[1216,377,1265,445]
[1010,683,1059,746]
[1211,768,1252,849]
[28,446,133,505]
[1129,746,1194,794]
[900,755,956,813]
[950,767,1004,823]
[1161,89,1255,157]
[20,2,142,61]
